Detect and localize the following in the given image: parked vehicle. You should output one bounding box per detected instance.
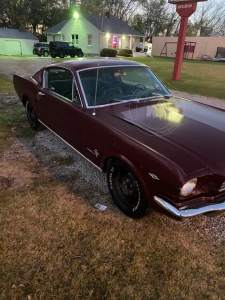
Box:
[49,41,83,58]
[33,42,49,57]
[13,59,225,219]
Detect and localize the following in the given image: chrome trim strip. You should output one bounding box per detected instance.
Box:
[149,173,160,180]
[153,196,225,219]
[219,182,225,192]
[38,120,102,172]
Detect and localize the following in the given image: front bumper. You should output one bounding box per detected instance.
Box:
[153,196,225,219]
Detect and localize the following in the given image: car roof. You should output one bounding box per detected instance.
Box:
[47,58,144,72]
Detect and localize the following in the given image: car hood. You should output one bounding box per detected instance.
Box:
[99,96,225,177]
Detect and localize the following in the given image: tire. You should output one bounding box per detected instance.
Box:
[77,51,83,57]
[70,55,75,58]
[38,54,42,57]
[26,102,44,131]
[59,51,65,58]
[107,159,149,218]
[51,54,56,58]
[43,51,48,57]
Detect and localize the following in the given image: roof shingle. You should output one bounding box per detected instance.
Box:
[0,28,38,40]
[45,13,144,36]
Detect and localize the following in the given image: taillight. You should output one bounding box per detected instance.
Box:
[38,47,41,51]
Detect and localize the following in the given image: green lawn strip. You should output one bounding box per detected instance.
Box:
[0,75,14,94]
[0,95,36,139]
[128,57,225,100]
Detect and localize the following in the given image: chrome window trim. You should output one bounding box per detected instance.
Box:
[76,65,170,109]
[219,182,225,192]
[42,66,83,107]
[38,120,102,172]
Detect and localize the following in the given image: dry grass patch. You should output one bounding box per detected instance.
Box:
[0,179,225,299]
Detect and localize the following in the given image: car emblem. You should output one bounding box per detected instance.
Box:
[87,148,99,157]
[149,173,160,180]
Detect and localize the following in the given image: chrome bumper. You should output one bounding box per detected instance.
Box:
[153,196,225,219]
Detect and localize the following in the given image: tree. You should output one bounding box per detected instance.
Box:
[0,0,27,29]
[130,14,145,33]
[189,0,225,36]
[142,0,179,37]
[76,0,143,23]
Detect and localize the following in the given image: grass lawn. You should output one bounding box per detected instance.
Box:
[128,57,225,100]
[0,75,14,94]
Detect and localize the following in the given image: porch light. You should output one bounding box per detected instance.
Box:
[106,33,110,39]
[73,12,79,19]
[122,35,125,39]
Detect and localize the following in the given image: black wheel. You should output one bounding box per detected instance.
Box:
[59,51,65,58]
[26,102,44,131]
[51,54,56,58]
[77,51,83,57]
[43,51,48,57]
[38,54,42,57]
[107,160,149,218]
[70,55,75,58]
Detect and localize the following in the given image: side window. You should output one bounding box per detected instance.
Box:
[87,34,92,46]
[72,34,79,45]
[47,68,74,101]
[44,67,81,104]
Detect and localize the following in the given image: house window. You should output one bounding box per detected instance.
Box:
[72,34,79,45]
[87,34,92,46]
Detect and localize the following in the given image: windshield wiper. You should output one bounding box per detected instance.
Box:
[138,93,171,100]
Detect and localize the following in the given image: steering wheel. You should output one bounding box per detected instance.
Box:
[132,84,147,98]
[102,88,123,97]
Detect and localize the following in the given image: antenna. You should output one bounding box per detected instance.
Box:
[92,11,109,116]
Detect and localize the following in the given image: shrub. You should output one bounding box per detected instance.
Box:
[100,48,117,57]
[118,48,133,57]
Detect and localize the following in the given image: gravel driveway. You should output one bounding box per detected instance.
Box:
[1,56,225,244]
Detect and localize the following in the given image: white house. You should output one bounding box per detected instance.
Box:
[0,28,38,55]
[45,13,144,55]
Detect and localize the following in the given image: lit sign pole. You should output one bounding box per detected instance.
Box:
[168,0,208,81]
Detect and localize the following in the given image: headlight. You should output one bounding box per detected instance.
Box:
[180,178,197,196]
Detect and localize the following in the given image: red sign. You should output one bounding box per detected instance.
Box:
[176,1,197,17]
[168,0,207,3]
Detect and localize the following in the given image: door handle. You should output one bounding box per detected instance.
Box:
[38,92,45,96]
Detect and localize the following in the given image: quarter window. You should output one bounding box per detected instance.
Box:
[46,68,80,102]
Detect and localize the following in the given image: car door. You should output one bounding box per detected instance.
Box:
[36,67,83,151]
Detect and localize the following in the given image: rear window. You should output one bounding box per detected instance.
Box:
[40,43,49,47]
[34,43,48,47]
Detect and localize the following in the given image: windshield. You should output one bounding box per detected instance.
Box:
[79,66,170,107]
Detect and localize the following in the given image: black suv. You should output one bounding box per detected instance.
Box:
[33,42,49,57]
[49,41,83,58]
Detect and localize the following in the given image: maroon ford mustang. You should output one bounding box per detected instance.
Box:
[13,59,225,219]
